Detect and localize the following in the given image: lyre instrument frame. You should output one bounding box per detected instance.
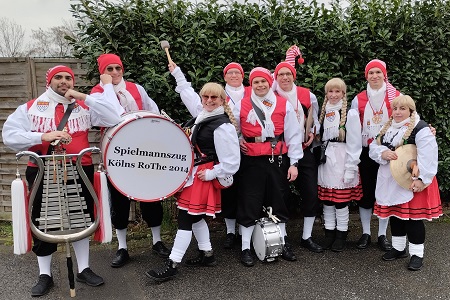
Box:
[16,147,101,244]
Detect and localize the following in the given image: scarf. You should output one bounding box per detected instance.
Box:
[275,83,305,126]
[383,112,420,148]
[191,106,225,134]
[322,100,343,142]
[28,88,90,134]
[101,78,139,112]
[246,90,277,141]
[225,84,245,108]
[362,82,391,145]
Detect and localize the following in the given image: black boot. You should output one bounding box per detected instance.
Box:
[185,250,217,267]
[145,259,178,282]
[331,230,348,252]
[321,229,336,250]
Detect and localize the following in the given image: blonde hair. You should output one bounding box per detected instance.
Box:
[199,82,238,131]
[318,78,348,142]
[376,95,417,147]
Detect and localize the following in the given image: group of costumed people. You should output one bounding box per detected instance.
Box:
[2,44,442,296]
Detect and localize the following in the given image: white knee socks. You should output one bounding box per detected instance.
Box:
[323,205,336,230]
[240,225,255,251]
[392,236,407,251]
[192,219,212,251]
[224,218,236,234]
[37,254,52,276]
[409,242,424,258]
[336,207,349,232]
[359,207,372,235]
[116,228,127,250]
[169,230,192,263]
[377,217,389,237]
[150,225,162,245]
[72,237,90,272]
[302,217,315,240]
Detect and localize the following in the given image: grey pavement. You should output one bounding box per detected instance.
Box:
[1,215,450,300]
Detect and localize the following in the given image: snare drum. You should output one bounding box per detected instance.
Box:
[252,218,284,262]
[101,111,194,202]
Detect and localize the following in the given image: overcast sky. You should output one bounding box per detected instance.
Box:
[1,0,336,38]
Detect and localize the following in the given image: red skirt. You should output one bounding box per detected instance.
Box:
[374,177,442,220]
[318,183,363,203]
[177,162,221,217]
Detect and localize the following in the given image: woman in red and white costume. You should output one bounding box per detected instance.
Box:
[90,53,170,268]
[272,45,323,253]
[233,67,303,266]
[350,59,400,251]
[146,82,240,282]
[317,78,362,252]
[169,61,250,249]
[369,95,441,270]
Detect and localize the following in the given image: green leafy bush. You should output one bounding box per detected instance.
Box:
[69,0,450,201]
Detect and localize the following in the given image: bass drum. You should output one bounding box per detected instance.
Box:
[101,111,194,202]
[252,218,284,262]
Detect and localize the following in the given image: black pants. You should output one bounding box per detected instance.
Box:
[322,200,348,209]
[177,209,204,230]
[26,165,94,256]
[292,148,320,217]
[236,154,290,227]
[390,216,425,244]
[358,147,379,209]
[108,178,163,230]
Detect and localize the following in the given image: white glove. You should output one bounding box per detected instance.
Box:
[343,169,356,184]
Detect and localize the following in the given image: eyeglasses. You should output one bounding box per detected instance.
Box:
[201,95,219,100]
[226,71,242,76]
[277,72,293,78]
[106,66,123,72]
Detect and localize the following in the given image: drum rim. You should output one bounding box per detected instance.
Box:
[102,112,194,202]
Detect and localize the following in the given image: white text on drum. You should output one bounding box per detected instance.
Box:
[113,146,187,161]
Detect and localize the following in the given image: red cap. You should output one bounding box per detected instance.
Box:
[274,62,297,80]
[46,65,75,88]
[223,62,244,77]
[249,67,273,87]
[365,59,387,79]
[97,53,124,74]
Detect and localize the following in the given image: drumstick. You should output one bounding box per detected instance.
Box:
[160,40,174,65]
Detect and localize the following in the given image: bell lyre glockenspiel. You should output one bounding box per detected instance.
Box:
[16,146,101,298]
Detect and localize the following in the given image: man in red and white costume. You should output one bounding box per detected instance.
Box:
[272,45,323,253]
[233,67,303,266]
[350,59,400,251]
[169,61,250,249]
[2,65,123,297]
[90,54,170,268]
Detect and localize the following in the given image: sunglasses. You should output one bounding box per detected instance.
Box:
[106,66,123,72]
[201,95,219,100]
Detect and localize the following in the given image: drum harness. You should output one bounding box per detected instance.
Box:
[246,100,284,167]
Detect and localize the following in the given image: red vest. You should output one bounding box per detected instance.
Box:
[26,99,92,166]
[296,86,311,110]
[356,90,400,124]
[91,81,143,110]
[240,95,288,156]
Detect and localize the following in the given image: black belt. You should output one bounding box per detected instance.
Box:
[244,134,284,143]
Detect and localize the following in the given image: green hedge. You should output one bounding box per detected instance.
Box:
[69,0,450,200]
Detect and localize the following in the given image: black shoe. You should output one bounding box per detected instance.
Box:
[185,250,217,267]
[31,274,54,297]
[321,229,336,250]
[152,241,170,258]
[281,242,297,261]
[408,255,423,271]
[382,248,408,261]
[301,237,324,253]
[145,259,178,282]
[356,234,371,249]
[240,249,255,267]
[223,233,236,249]
[331,230,348,252]
[377,235,393,251]
[111,248,130,268]
[76,268,104,287]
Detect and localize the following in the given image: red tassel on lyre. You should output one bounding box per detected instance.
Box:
[93,166,112,243]
[11,172,31,255]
